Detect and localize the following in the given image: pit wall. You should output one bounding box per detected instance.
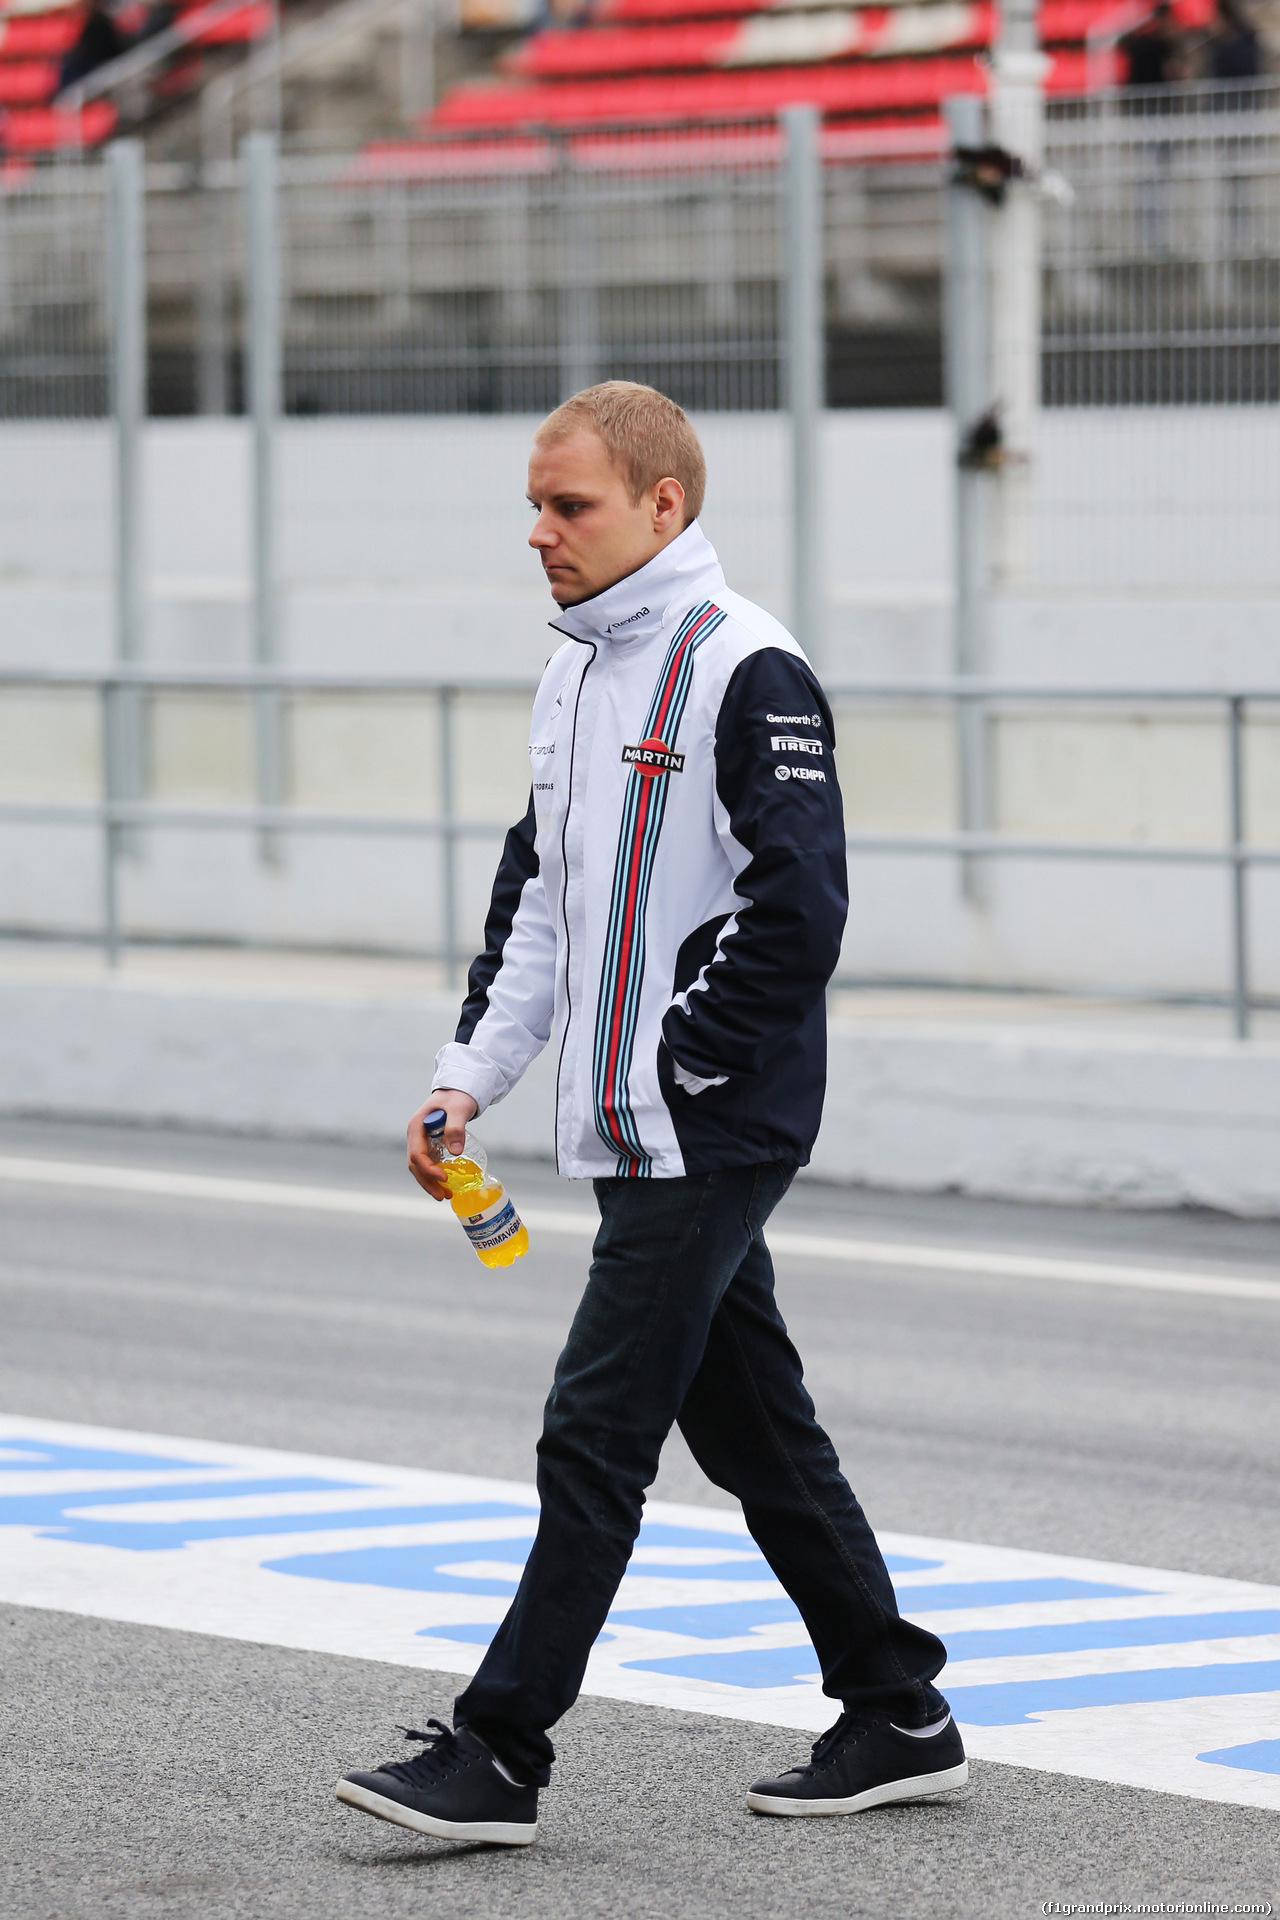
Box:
[4,975,1279,1216]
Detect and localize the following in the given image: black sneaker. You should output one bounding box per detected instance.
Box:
[747,1709,968,1816]
[336,1720,539,1845]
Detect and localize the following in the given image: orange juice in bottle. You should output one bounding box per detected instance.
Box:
[423,1108,529,1268]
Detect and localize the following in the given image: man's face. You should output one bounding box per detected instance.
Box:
[527,429,685,607]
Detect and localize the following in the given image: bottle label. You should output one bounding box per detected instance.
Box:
[459,1193,523,1252]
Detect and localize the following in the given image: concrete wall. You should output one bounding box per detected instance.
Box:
[3,409,1277,675]
[4,975,1279,1215]
[3,412,1279,996]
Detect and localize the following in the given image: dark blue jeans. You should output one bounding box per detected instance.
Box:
[455,1162,948,1785]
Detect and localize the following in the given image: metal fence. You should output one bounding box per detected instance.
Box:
[2,664,1277,1034]
[5,87,1279,422]
[1043,80,1280,409]
[279,126,788,418]
[0,161,110,420]
[0,120,947,420]
[1035,79,1280,590]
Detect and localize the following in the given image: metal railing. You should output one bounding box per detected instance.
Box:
[832,680,1280,1040]
[0,664,535,988]
[2,667,1278,1035]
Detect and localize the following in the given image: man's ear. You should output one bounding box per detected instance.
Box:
[652,475,686,532]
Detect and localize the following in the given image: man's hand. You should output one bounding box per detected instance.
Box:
[407,1089,479,1200]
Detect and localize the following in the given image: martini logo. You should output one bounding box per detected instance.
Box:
[622,737,685,777]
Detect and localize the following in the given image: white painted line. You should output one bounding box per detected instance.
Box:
[1,1153,1278,1304]
[0,1154,441,1221]
[766,1231,1280,1304]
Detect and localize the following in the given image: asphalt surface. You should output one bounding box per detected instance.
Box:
[3,1114,1279,1918]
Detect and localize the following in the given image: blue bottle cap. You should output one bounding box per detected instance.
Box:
[423,1108,448,1134]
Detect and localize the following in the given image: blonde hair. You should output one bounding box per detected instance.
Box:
[534,381,706,523]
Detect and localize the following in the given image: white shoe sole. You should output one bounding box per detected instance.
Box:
[335,1778,538,1846]
[747,1758,969,1817]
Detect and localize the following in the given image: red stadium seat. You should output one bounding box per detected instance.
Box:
[430,50,1114,130]
[175,0,271,45]
[504,0,1207,78]
[0,97,116,146]
[0,12,81,57]
[0,0,268,150]
[0,57,59,102]
[427,0,1211,135]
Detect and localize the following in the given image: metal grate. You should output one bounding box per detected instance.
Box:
[277,128,787,416]
[1043,79,1280,408]
[1037,80,1280,589]
[0,158,111,421]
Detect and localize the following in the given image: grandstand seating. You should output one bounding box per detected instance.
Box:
[0,0,267,153]
[0,0,1217,158]
[427,0,1212,134]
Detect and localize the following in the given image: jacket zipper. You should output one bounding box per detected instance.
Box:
[552,639,597,1176]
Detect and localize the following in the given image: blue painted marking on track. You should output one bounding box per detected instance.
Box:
[895,1579,1147,1612]
[266,1522,806,1594]
[265,1534,534,1595]
[1197,1740,1280,1775]
[942,1611,1280,1662]
[0,1477,395,1549]
[608,1599,804,1637]
[421,1624,619,1645]
[4,1419,1279,1811]
[3,1485,535,1552]
[606,1571,1087,1645]
[420,1623,510,1644]
[624,1528,939,1578]
[945,1662,1280,1724]
[623,1646,823,1688]
[0,1439,216,1473]
[626,1653,1280,1704]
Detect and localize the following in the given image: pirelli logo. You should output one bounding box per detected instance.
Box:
[622,738,685,776]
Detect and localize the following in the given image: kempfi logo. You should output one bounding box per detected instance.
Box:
[622,736,685,777]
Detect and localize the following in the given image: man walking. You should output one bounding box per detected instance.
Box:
[337,381,965,1845]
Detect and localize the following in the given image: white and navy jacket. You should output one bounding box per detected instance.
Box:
[433,520,848,1179]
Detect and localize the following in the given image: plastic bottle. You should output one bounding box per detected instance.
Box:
[422,1108,529,1268]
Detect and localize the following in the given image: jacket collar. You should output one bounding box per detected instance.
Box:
[548,520,726,648]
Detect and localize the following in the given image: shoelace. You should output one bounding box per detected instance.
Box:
[380,1719,472,1789]
[804,1710,872,1774]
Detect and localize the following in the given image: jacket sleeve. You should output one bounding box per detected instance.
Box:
[432,790,557,1114]
[660,647,848,1082]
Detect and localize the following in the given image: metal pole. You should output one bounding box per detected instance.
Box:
[250,0,283,133]
[439,687,458,989]
[106,138,146,881]
[988,0,1047,587]
[196,174,227,416]
[1228,696,1250,1039]
[101,681,121,968]
[944,95,993,904]
[400,0,436,125]
[782,104,823,666]
[560,143,598,401]
[108,141,145,666]
[245,131,284,860]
